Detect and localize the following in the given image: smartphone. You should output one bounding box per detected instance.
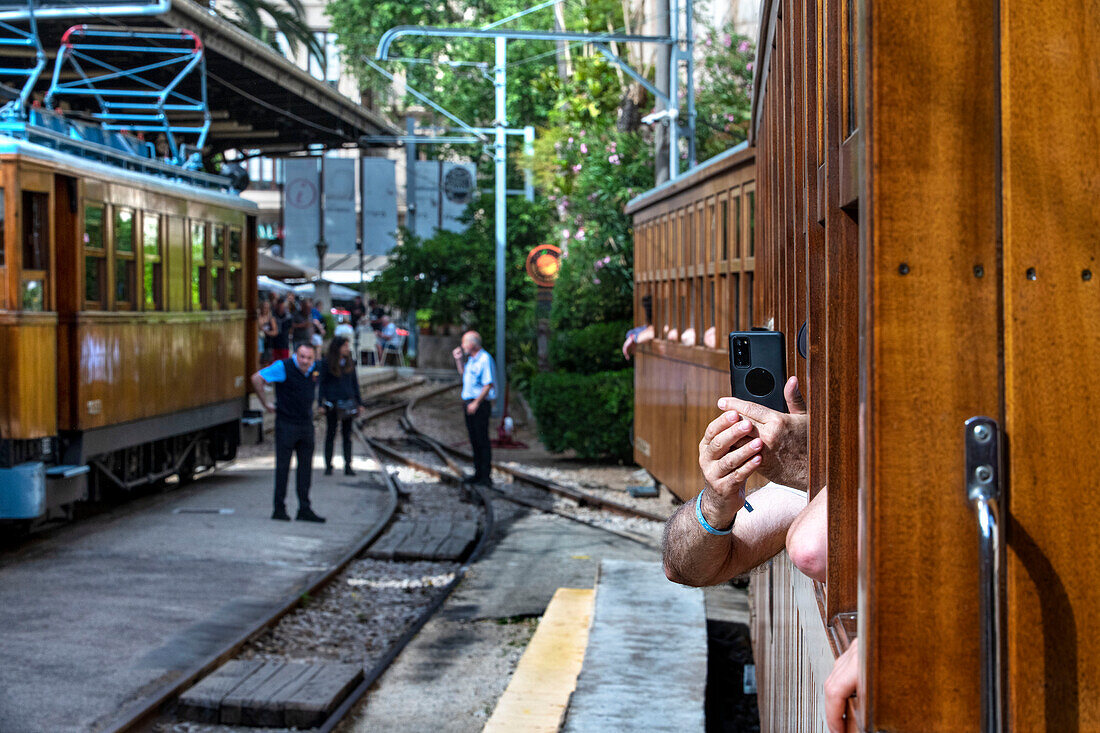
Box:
[729,330,788,413]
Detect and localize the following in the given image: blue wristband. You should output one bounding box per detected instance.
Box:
[695,490,734,535]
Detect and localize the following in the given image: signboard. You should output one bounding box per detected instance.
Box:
[281,157,321,268]
[322,157,356,256]
[361,157,397,256]
[441,161,477,232]
[412,160,441,240]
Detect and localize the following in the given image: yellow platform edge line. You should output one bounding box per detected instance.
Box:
[483,587,595,733]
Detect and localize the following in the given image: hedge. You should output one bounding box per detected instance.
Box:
[529,369,634,462]
[549,320,632,375]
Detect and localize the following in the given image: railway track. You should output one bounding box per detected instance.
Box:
[108,420,493,733]
[358,385,666,551]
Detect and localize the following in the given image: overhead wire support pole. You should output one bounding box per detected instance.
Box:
[493,36,507,417]
[523,126,535,202]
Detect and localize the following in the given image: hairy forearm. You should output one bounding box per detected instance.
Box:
[663,483,808,586]
[250,374,271,407]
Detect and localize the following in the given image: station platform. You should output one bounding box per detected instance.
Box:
[0,454,388,732]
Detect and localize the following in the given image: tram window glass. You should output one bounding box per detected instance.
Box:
[720,200,729,261]
[22,192,48,271]
[142,214,162,311]
[732,274,740,331]
[747,191,756,257]
[190,221,207,310]
[734,195,742,258]
[228,227,242,307]
[114,207,135,308]
[84,203,106,308]
[746,272,754,327]
[211,225,226,309]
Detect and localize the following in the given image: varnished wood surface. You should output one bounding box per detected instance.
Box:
[860,0,1000,726]
[0,315,57,438]
[751,553,835,732]
[1001,1,1100,729]
[63,312,246,431]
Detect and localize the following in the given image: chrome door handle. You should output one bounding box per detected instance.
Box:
[965,416,1004,733]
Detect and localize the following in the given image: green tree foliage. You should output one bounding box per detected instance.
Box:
[694,23,756,162]
[549,320,632,374]
[369,194,553,366]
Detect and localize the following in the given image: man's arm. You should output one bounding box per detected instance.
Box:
[468,382,493,414]
[250,372,275,413]
[663,409,806,586]
[452,347,465,375]
[825,638,859,733]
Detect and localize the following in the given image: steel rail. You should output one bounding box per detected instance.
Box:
[369,437,660,552]
[399,391,666,523]
[359,380,459,422]
[107,437,402,732]
[316,431,495,732]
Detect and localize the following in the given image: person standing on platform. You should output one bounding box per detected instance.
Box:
[319,336,362,476]
[451,331,496,487]
[250,343,326,523]
[271,298,293,361]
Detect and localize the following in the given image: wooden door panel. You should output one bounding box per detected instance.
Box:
[1001,1,1100,729]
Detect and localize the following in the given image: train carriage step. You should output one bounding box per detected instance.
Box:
[562,559,707,732]
[484,587,595,733]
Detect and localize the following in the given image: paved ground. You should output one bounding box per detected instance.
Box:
[341,498,660,733]
[0,453,388,733]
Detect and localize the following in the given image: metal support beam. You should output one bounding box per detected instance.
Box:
[406,115,416,237]
[593,43,670,105]
[377,25,673,60]
[493,36,507,417]
[523,126,535,201]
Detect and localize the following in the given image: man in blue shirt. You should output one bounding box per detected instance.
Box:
[250,343,325,522]
[452,331,496,487]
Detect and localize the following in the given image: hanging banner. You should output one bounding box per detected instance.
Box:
[281,157,321,267]
[323,157,356,256]
[361,157,398,256]
[441,161,476,232]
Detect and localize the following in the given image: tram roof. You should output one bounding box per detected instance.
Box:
[0,0,399,154]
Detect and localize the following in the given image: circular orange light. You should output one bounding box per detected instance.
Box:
[526,244,562,287]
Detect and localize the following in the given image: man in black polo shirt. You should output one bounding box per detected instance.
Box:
[250,343,325,522]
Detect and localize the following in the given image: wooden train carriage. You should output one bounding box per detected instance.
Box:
[0,137,257,520]
[632,0,1100,728]
[627,144,757,498]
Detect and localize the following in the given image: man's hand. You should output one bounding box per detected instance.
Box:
[452,346,464,361]
[825,638,859,733]
[466,400,479,415]
[716,376,809,491]
[264,403,275,414]
[622,334,636,360]
[698,410,765,527]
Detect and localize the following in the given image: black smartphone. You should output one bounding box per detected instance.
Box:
[729,330,788,413]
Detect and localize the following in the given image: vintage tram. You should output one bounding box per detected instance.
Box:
[0,24,257,527]
[631,0,1100,728]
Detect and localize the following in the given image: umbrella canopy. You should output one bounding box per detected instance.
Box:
[258,251,317,279]
[257,275,295,293]
[294,281,362,301]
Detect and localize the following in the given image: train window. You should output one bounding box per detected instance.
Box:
[22,192,48,271]
[734,195,742,259]
[720,200,729,261]
[211,225,226,309]
[732,274,741,331]
[142,214,162,311]
[228,227,242,307]
[746,272,754,327]
[190,221,207,310]
[114,208,134,253]
[85,255,105,308]
[747,191,756,257]
[114,208,135,309]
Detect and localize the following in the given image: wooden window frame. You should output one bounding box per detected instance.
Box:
[189,220,208,311]
[112,206,136,311]
[83,201,107,310]
[210,223,226,310]
[141,212,163,311]
[20,189,51,312]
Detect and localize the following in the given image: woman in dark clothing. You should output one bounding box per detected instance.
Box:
[318,336,362,475]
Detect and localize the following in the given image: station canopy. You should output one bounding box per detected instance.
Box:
[0,0,399,154]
